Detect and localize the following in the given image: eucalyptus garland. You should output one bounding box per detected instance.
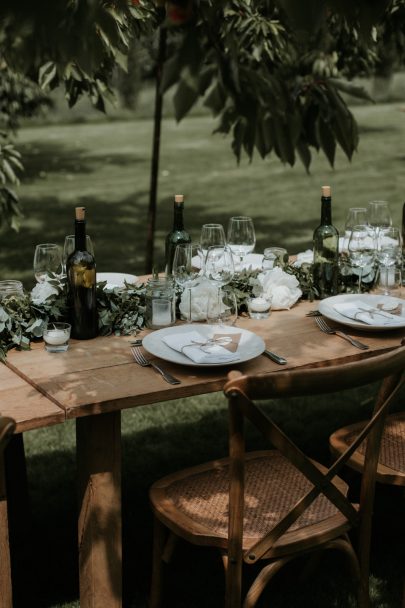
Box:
[0,264,317,361]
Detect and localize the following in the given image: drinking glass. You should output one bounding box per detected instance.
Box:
[342,207,368,254]
[204,246,235,324]
[207,288,238,326]
[227,216,256,270]
[200,224,226,263]
[376,226,402,267]
[348,224,376,293]
[367,201,392,234]
[63,234,94,273]
[172,244,203,322]
[33,244,63,283]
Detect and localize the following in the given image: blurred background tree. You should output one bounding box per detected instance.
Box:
[1,0,405,271]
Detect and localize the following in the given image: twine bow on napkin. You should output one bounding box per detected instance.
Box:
[162,330,241,364]
[333,301,404,326]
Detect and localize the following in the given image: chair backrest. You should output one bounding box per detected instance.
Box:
[223,345,405,563]
[0,416,15,454]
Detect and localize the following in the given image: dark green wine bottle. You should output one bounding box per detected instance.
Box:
[165,194,191,275]
[66,207,98,339]
[313,186,339,298]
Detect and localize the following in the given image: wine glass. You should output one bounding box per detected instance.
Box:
[63,234,94,273]
[367,201,392,235]
[200,224,226,263]
[172,244,203,323]
[227,216,256,270]
[342,207,368,254]
[33,244,63,283]
[348,225,376,293]
[207,288,238,326]
[204,246,235,324]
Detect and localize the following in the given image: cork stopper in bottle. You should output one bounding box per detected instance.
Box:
[321,186,331,198]
[174,194,184,203]
[75,206,86,221]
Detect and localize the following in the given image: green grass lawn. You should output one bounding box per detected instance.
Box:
[3,101,405,607]
[2,101,405,286]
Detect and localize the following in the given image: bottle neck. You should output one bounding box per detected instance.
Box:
[320,196,332,225]
[75,220,87,251]
[173,202,184,230]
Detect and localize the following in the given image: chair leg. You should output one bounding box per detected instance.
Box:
[243,557,292,608]
[149,516,168,608]
[0,456,12,608]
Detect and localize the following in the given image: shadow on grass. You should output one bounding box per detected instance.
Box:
[14,386,405,608]
[1,189,314,286]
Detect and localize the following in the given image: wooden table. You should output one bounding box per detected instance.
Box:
[2,300,405,607]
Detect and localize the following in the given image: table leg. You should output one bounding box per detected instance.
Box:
[77,411,122,608]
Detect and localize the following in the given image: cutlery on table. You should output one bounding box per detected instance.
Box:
[315,316,369,350]
[262,350,287,365]
[131,347,181,385]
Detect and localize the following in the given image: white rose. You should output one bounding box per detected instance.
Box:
[31,281,58,305]
[258,267,302,310]
[179,277,218,322]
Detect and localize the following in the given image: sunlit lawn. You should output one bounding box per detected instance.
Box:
[2,101,405,286]
[3,100,405,607]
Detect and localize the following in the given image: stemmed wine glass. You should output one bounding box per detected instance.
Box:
[63,234,94,274]
[348,224,376,293]
[367,201,392,236]
[172,244,203,323]
[200,224,226,260]
[342,207,368,254]
[33,244,63,283]
[204,246,235,324]
[227,216,256,270]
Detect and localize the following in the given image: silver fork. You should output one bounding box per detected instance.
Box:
[315,316,369,350]
[130,347,181,385]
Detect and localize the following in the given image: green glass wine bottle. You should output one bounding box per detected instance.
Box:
[66,207,98,339]
[165,194,191,276]
[313,186,339,298]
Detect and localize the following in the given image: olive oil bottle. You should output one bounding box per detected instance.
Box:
[313,186,339,298]
[66,207,98,339]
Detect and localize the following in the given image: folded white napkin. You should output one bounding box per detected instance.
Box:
[258,267,302,310]
[333,300,404,326]
[162,330,240,364]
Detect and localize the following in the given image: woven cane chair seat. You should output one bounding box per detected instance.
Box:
[151,450,351,557]
[330,412,405,486]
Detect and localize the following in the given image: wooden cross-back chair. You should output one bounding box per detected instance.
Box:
[330,412,405,486]
[149,346,405,608]
[0,415,16,608]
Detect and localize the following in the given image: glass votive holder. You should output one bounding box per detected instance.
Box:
[246,295,272,319]
[43,322,71,352]
[262,247,288,270]
[145,278,176,329]
[0,280,24,301]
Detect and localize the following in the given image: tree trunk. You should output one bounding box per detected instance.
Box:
[145,26,167,274]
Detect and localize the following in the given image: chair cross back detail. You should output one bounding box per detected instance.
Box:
[225,349,405,565]
[149,345,405,608]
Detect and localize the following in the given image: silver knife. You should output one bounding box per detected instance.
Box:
[263,350,287,365]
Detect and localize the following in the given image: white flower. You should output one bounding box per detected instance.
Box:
[31,281,58,305]
[258,267,302,310]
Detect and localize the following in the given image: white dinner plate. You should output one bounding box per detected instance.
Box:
[97,272,138,288]
[142,324,265,367]
[192,253,264,271]
[318,293,405,332]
